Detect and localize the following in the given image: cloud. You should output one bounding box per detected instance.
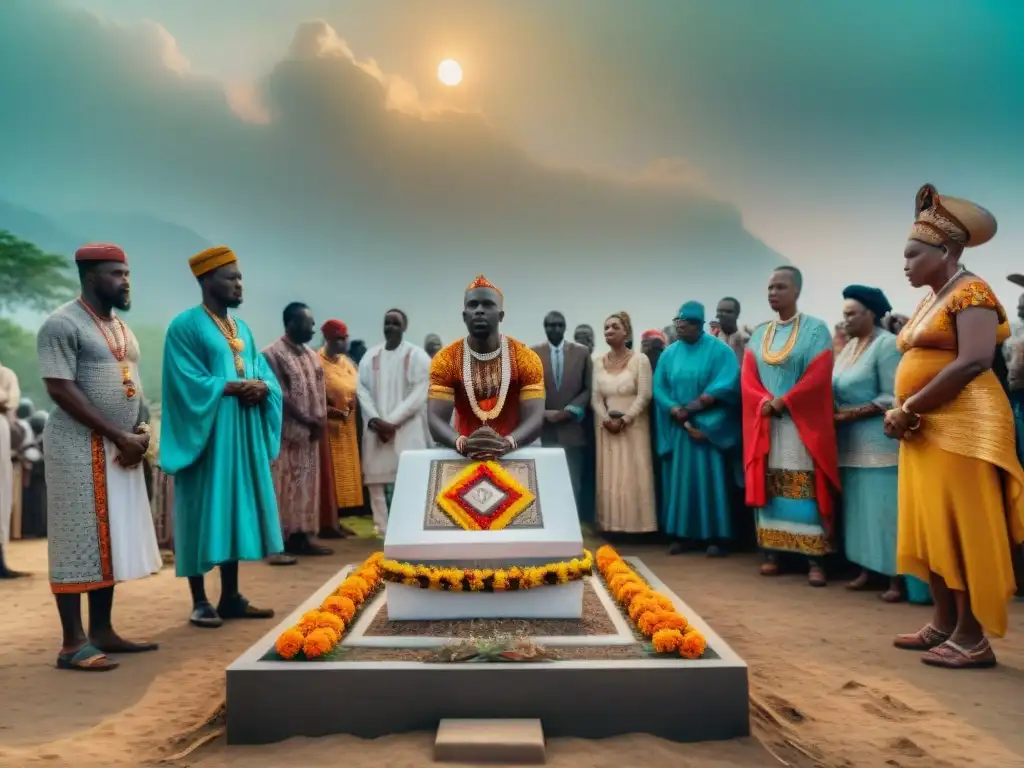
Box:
[0,0,783,342]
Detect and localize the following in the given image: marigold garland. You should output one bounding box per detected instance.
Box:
[595,544,707,660]
[379,550,593,592]
[273,552,384,661]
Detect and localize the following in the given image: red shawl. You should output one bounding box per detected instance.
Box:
[741,348,840,528]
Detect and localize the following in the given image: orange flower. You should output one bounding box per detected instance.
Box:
[302,628,336,659]
[615,582,646,606]
[604,561,631,579]
[652,628,684,654]
[679,629,707,659]
[315,612,344,637]
[367,552,384,564]
[637,609,668,637]
[337,583,366,604]
[321,595,356,623]
[628,594,671,621]
[274,628,305,659]
[651,613,688,634]
[297,609,323,636]
[609,573,639,594]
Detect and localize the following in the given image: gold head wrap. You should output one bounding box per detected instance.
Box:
[189,246,237,277]
[466,274,503,297]
[909,183,997,249]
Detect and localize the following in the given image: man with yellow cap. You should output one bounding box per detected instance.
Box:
[160,246,284,628]
[38,243,162,670]
[427,275,545,458]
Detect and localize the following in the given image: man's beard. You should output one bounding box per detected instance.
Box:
[110,294,131,312]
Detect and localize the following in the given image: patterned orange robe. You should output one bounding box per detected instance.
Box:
[320,349,363,508]
[428,337,545,437]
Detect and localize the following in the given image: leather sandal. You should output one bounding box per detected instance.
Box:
[893,623,950,651]
[921,638,997,669]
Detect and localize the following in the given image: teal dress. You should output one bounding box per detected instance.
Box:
[160,306,285,577]
[748,314,833,556]
[654,334,740,540]
[833,330,901,575]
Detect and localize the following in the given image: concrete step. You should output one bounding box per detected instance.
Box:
[434,718,546,764]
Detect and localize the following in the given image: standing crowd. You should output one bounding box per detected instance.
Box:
[0,183,1021,672]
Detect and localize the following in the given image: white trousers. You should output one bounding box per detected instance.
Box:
[0,417,12,547]
[368,483,389,535]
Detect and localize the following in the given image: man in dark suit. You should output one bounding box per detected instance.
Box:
[532,311,593,518]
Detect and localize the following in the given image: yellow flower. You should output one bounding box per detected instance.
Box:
[367,552,384,564]
[401,577,419,587]
[321,595,356,623]
[679,630,707,659]
[652,628,684,654]
[303,628,336,658]
[555,563,571,583]
[274,628,305,659]
[399,564,416,579]
[527,569,546,588]
[493,572,509,590]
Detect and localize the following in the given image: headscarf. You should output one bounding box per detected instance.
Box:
[321,319,348,340]
[676,301,705,323]
[466,274,503,298]
[75,243,126,264]
[641,329,668,345]
[189,246,237,277]
[607,311,632,339]
[841,285,892,326]
[909,183,997,249]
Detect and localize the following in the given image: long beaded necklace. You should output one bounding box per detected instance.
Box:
[203,305,246,376]
[78,297,137,400]
[462,336,511,423]
[761,313,802,366]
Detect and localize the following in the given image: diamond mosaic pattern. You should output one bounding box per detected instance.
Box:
[435,461,536,531]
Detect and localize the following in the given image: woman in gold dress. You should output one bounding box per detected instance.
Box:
[319,320,364,521]
[886,184,1024,669]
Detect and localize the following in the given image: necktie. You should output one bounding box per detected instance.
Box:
[553,346,563,390]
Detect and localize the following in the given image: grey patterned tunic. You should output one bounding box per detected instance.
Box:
[37,300,143,592]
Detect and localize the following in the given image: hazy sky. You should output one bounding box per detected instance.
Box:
[2,0,1023,346]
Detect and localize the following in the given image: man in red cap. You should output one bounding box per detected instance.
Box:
[37,243,162,671]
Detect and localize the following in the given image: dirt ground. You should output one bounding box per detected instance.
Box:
[0,536,1021,768]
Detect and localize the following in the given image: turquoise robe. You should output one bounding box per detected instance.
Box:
[653,334,740,540]
[160,306,285,577]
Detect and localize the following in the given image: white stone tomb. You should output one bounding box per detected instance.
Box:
[383,447,585,621]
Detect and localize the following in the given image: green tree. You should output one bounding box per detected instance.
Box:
[0,229,77,314]
[0,229,77,409]
[0,319,48,409]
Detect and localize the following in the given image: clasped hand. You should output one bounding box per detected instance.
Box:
[463,426,510,460]
[883,407,917,440]
[114,426,150,469]
[227,379,269,406]
[760,398,785,418]
[370,418,397,444]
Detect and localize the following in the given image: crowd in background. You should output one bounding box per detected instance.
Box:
[3,184,1024,673]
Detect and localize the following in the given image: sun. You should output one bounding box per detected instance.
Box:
[437,59,463,87]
